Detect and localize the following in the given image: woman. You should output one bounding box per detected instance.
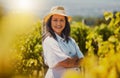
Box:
[42,6,84,78]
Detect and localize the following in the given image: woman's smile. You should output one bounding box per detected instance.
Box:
[55,25,63,29]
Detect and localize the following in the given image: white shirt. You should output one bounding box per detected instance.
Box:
[42,34,84,78]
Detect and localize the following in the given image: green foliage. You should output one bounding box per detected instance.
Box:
[11,21,44,77]
[104,11,120,27]
[71,12,120,57]
[86,12,120,56]
[94,24,114,41]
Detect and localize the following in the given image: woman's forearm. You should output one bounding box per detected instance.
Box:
[56,56,81,68]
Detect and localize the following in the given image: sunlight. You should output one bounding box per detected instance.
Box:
[9,0,39,13]
[17,0,33,11]
[1,0,47,17]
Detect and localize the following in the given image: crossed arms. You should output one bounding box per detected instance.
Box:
[56,56,83,68]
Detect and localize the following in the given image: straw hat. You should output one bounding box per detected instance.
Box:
[44,6,72,23]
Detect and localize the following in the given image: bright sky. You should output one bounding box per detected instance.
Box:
[0,0,120,17]
[0,0,46,14]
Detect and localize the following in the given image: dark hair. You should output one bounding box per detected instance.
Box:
[43,15,70,43]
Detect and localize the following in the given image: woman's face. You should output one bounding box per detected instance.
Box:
[51,14,66,35]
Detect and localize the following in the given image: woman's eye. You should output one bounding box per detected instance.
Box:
[60,20,64,22]
[53,19,57,21]
[52,19,65,22]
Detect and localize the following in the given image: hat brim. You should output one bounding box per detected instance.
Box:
[44,13,72,23]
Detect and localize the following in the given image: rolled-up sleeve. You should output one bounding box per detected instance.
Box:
[42,37,70,68]
[75,43,84,59]
[71,38,84,59]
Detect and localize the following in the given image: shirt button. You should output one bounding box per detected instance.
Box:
[69,52,71,54]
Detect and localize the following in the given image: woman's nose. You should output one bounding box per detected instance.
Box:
[56,21,61,25]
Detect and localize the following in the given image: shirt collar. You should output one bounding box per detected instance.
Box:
[55,33,65,42]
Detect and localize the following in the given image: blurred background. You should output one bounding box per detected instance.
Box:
[0,0,120,17]
[0,0,120,78]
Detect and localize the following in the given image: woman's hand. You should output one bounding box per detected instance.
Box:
[72,56,80,67]
[56,56,82,68]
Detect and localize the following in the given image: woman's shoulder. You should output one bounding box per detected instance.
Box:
[69,37,76,42]
[43,36,58,45]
